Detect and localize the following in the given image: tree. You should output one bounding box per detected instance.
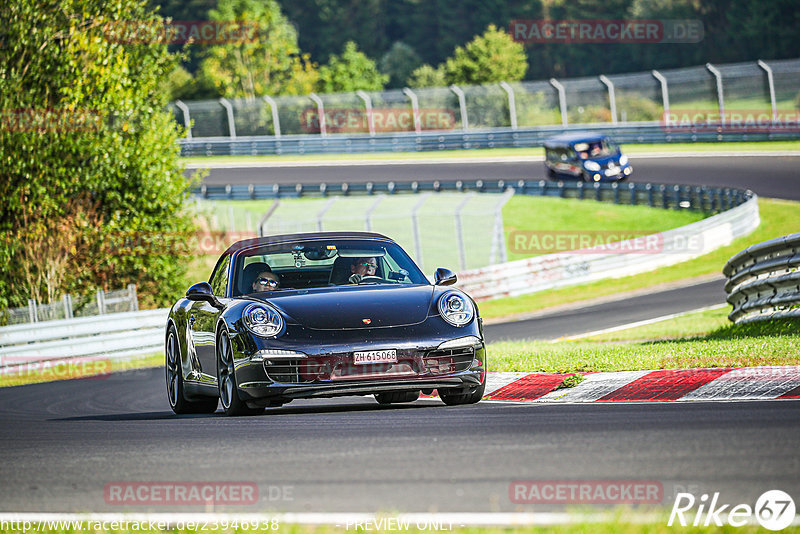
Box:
[380,41,422,89]
[317,41,388,93]
[443,24,528,85]
[0,0,196,310]
[198,0,318,98]
[406,64,447,88]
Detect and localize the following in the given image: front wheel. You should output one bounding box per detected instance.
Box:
[439,382,485,406]
[166,326,218,414]
[217,330,263,416]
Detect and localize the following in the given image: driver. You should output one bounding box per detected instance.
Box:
[348,257,377,284]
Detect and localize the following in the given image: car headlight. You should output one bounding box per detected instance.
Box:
[242,303,284,338]
[583,160,601,171]
[619,154,628,165]
[438,291,474,327]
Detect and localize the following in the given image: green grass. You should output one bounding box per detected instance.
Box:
[180,140,799,165]
[480,197,799,320]
[0,353,163,388]
[581,306,730,342]
[488,317,800,373]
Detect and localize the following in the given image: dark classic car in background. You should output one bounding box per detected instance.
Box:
[544,132,632,182]
[165,232,487,416]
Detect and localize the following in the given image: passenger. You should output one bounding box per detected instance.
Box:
[252,271,280,292]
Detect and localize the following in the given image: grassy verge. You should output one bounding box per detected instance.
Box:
[488,317,800,373]
[580,306,730,342]
[0,353,163,388]
[180,140,799,165]
[480,197,799,320]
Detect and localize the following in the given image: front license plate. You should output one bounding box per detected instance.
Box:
[605,167,621,176]
[353,349,397,365]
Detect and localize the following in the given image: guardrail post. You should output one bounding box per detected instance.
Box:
[646,183,654,207]
[402,88,422,134]
[757,60,778,124]
[499,81,518,129]
[174,100,192,139]
[577,180,584,200]
[262,95,281,138]
[594,182,602,202]
[599,75,618,124]
[64,294,73,319]
[97,289,106,315]
[356,90,375,136]
[128,284,138,312]
[706,63,725,127]
[309,93,327,137]
[651,70,670,118]
[449,85,469,131]
[454,193,476,270]
[411,193,431,268]
[612,182,619,204]
[628,182,636,205]
[673,185,681,209]
[219,98,237,138]
[550,78,568,126]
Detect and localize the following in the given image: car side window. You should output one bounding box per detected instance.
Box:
[209,255,231,297]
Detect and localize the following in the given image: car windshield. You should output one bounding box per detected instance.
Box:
[574,139,618,159]
[231,238,429,296]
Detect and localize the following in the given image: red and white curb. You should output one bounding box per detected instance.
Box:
[465,366,800,403]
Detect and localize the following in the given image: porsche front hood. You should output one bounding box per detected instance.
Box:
[257,284,436,330]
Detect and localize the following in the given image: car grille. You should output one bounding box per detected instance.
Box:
[263,346,475,384]
[423,347,474,375]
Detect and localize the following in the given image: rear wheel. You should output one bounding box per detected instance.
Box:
[166,325,218,414]
[217,330,264,416]
[439,382,485,406]
[374,391,420,404]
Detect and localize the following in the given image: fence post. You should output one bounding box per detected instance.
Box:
[449,84,469,131]
[706,63,724,126]
[499,82,518,130]
[411,193,431,269]
[219,98,237,138]
[454,193,476,270]
[402,88,422,134]
[174,100,192,139]
[96,289,106,315]
[309,93,327,137]
[489,188,515,265]
[757,60,778,124]
[356,90,375,136]
[364,195,385,232]
[599,75,617,124]
[549,78,568,126]
[316,197,338,232]
[62,294,72,319]
[651,70,670,120]
[28,298,37,323]
[262,95,281,137]
[228,205,236,232]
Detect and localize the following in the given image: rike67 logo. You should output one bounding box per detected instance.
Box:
[669,490,796,530]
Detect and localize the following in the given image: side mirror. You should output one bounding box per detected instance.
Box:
[186,282,224,309]
[434,268,457,286]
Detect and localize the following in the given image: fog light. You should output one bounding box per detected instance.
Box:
[593,174,601,181]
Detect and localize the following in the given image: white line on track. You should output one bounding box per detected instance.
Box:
[555,303,728,342]
[185,151,800,169]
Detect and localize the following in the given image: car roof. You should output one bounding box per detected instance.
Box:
[544,131,610,148]
[222,231,396,256]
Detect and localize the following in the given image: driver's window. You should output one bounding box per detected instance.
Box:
[209,255,231,296]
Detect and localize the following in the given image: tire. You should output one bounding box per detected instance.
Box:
[166,325,218,414]
[217,330,264,416]
[374,390,420,405]
[439,381,485,406]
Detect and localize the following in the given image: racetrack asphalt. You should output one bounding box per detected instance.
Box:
[0,368,798,513]
[194,154,800,201]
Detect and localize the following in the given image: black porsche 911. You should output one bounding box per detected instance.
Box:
[166,232,487,416]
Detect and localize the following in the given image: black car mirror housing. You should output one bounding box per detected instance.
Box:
[186,282,224,309]
[434,268,457,286]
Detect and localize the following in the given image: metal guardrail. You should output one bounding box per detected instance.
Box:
[457,194,760,301]
[196,177,751,213]
[724,233,800,323]
[180,123,800,157]
[0,308,169,367]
